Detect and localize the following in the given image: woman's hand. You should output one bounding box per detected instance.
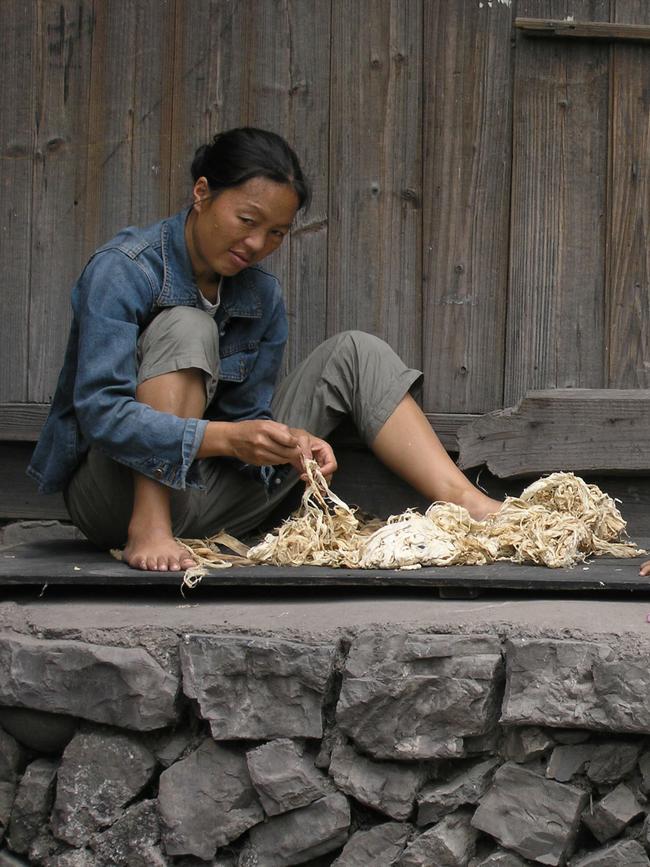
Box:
[288,428,337,482]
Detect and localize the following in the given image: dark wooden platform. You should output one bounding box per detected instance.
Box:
[2,538,650,595]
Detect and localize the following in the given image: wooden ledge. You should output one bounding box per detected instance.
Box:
[516,18,650,43]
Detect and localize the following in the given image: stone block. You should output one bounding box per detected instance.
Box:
[0,851,31,867]
[90,799,166,867]
[503,727,554,763]
[474,851,531,866]
[502,639,650,733]
[329,741,424,821]
[0,784,15,844]
[582,782,644,844]
[471,762,588,866]
[247,792,350,865]
[398,809,478,866]
[336,633,503,760]
[0,634,178,730]
[0,707,77,754]
[7,758,57,854]
[43,850,95,867]
[51,728,156,846]
[246,738,329,816]
[150,727,198,769]
[180,633,335,740]
[586,741,642,784]
[0,727,22,782]
[417,758,499,826]
[546,745,595,783]
[158,738,263,860]
[331,821,411,866]
[570,839,650,866]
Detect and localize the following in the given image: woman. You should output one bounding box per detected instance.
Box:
[29,127,500,572]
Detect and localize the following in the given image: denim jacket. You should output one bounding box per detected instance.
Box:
[28,208,288,494]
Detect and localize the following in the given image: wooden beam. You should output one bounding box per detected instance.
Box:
[0,403,477,452]
[516,18,650,43]
[457,389,650,478]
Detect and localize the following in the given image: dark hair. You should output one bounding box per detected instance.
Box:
[191,127,310,210]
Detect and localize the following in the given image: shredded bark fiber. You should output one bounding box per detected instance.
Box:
[167,461,644,587]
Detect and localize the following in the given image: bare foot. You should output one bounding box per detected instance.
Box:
[640,560,650,577]
[459,491,503,522]
[123,527,196,572]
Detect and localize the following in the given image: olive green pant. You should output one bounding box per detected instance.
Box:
[66,308,421,548]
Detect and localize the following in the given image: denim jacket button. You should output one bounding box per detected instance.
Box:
[153,467,164,479]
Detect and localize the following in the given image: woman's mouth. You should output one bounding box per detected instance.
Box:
[229,250,250,267]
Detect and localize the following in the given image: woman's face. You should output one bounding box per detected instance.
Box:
[186,175,299,282]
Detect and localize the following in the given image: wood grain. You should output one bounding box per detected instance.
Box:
[328,0,423,371]
[422,0,513,415]
[506,0,610,406]
[28,0,94,404]
[458,389,650,477]
[0,1,38,402]
[607,0,650,388]
[516,17,650,41]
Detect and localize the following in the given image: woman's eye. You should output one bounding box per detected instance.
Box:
[239,216,255,226]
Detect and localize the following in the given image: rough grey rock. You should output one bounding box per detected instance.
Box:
[503,727,554,763]
[582,782,644,843]
[473,851,531,866]
[247,792,350,865]
[329,741,424,821]
[336,633,503,760]
[331,821,411,866]
[43,850,95,867]
[0,520,84,545]
[398,809,478,866]
[570,838,650,866]
[0,785,14,844]
[0,727,22,782]
[150,727,198,769]
[0,634,178,730]
[586,740,643,784]
[27,827,65,865]
[552,730,591,745]
[90,799,166,867]
[51,728,156,846]
[639,751,650,793]
[502,639,650,733]
[246,738,329,816]
[0,706,77,753]
[158,738,263,859]
[180,633,334,739]
[546,745,596,783]
[417,758,499,826]
[7,758,57,854]
[471,762,588,866]
[0,850,31,866]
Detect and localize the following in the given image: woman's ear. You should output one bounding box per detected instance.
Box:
[192,176,210,209]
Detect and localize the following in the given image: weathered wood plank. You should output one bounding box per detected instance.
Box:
[506,0,610,406]
[0,1,38,402]
[328,0,423,371]
[28,0,94,404]
[130,0,176,226]
[607,0,650,388]
[458,389,650,477]
[83,0,137,252]
[284,0,331,370]
[516,17,650,41]
[0,443,67,520]
[0,402,475,452]
[422,0,513,414]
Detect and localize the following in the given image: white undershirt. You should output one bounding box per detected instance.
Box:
[197,278,222,316]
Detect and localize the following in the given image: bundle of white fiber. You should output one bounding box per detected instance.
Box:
[241,462,645,570]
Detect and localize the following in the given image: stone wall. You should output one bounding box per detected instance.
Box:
[1,628,650,865]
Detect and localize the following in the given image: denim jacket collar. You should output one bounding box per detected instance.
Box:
[156,207,262,318]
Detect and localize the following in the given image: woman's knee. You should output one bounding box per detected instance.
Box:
[138,306,219,379]
[332,329,392,364]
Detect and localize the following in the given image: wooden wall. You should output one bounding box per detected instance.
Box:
[2,0,650,515]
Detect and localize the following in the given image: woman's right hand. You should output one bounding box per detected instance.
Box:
[201,419,304,471]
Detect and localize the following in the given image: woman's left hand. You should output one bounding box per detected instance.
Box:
[289,428,337,482]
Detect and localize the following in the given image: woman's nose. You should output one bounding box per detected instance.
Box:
[245,230,267,253]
